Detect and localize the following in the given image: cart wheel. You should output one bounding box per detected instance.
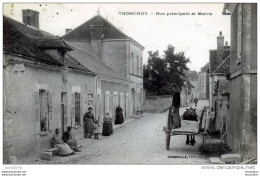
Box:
[166,131,171,150]
[166,108,172,150]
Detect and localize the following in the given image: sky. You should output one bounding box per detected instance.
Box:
[3,3,231,72]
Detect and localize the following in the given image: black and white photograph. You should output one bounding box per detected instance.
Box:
[1,2,258,175]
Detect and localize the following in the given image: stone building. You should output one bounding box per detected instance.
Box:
[3,11,97,163]
[209,32,230,111]
[3,10,144,163]
[223,3,257,159]
[62,15,145,117]
[198,68,209,100]
[185,70,199,102]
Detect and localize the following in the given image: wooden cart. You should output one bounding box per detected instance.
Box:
[163,106,206,150]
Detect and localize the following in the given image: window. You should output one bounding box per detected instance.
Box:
[75,93,81,126]
[39,89,49,132]
[237,4,243,65]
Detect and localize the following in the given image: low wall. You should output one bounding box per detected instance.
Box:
[143,95,172,113]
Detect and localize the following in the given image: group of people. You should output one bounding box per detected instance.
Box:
[83,105,124,138]
[51,105,124,156]
[51,127,81,156]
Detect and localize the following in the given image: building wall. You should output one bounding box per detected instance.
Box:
[100,79,129,122]
[198,72,208,99]
[99,40,144,115]
[3,54,95,163]
[102,40,128,77]
[228,3,257,159]
[129,75,143,114]
[143,95,172,113]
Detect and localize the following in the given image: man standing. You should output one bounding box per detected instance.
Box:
[62,126,81,152]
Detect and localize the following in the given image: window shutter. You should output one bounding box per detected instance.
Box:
[80,93,83,125]
[71,93,75,127]
[48,91,53,131]
[33,91,40,134]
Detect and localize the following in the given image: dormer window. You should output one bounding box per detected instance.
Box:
[58,50,65,63]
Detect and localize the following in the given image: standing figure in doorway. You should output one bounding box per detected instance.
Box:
[83,107,95,138]
[115,105,124,124]
[194,97,198,107]
[102,112,113,136]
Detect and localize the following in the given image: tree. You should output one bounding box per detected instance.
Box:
[143,45,190,95]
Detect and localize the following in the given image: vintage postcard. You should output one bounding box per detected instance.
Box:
[1,2,258,175]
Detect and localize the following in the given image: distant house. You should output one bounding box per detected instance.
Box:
[3,10,96,163]
[223,3,257,159]
[185,70,199,102]
[209,32,230,112]
[198,63,210,100]
[62,15,145,117]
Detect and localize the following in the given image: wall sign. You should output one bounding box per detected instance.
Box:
[14,64,25,72]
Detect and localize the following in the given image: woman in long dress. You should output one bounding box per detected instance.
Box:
[115,105,124,124]
[102,112,113,136]
[83,107,95,138]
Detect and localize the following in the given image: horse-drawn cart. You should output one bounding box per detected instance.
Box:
[163,92,206,150]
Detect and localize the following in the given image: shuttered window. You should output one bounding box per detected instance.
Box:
[34,91,40,134]
[39,90,48,132]
[75,93,81,126]
[34,89,53,134]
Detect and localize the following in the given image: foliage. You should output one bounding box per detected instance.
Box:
[200,62,209,72]
[143,45,190,95]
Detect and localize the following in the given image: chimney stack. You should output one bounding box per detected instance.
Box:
[90,25,103,59]
[217,31,224,65]
[225,41,228,46]
[65,28,72,34]
[22,9,39,29]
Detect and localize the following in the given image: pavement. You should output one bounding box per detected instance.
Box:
[38,100,210,164]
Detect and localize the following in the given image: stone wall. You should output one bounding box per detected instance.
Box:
[143,95,172,113]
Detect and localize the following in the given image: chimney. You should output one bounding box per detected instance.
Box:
[225,41,228,46]
[90,25,103,59]
[217,31,224,65]
[22,9,40,29]
[65,28,72,34]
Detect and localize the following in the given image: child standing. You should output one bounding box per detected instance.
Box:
[93,118,101,139]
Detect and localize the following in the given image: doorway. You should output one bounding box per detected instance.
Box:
[131,88,135,115]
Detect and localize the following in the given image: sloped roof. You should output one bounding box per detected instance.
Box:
[65,43,128,81]
[3,15,92,73]
[3,15,63,66]
[209,49,230,73]
[214,55,230,74]
[62,15,144,49]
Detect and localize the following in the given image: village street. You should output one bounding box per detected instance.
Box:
[42,100,210,164]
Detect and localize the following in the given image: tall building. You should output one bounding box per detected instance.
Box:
[223,3,257,159]
[63,15,144,116]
